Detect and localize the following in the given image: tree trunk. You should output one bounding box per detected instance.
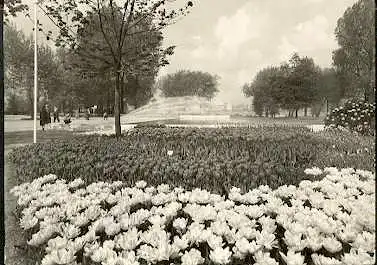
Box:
[114,71,121,137]
[107,85,110,114]
[304,107,307,116]
[326,99,329,114]
[295,109,298,118]
[120,73,124,113]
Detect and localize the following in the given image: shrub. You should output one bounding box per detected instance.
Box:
[8,127,374,195]
[324,99,375,135]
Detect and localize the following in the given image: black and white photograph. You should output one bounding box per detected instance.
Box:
[3,0,376,264]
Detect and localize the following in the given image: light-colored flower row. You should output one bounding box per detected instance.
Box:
[11,167,375,265]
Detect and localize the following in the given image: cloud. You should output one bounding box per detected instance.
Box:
[214,4,268,59]
[190,45,207,59]
[277,15,338,65]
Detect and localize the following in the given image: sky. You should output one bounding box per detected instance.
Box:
[10,0,358,104]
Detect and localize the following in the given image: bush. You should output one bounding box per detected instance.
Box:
[324,99,375,135]
[8,127,375,195]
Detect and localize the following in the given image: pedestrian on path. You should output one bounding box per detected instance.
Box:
[53,106,60,123]
[40,104,50,131]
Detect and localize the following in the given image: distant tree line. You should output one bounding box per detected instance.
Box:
[242,0,374,118]
[242,53,341,118]
[156,70,219,99]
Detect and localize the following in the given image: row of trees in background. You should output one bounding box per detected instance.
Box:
[4,23,61,115]
[156,70,219,99]
[243,53,342,118]
[243,0,374,118]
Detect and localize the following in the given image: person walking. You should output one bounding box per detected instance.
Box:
[85,108,90,120]
[103,111,108,120]
[40,104,50,131]
[53,106,60,123]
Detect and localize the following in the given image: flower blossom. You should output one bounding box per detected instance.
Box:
[209,247,232,264]
[181,248,205,265]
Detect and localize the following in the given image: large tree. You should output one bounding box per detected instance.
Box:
[159,70,219,99]
[243,67,282,117]
[333,0,375,102]
[34,0,194,137]
[59,7,165,114]
[284,53,321,117]
[243,53,321,118]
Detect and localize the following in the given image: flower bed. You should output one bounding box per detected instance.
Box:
[8,127,375,194]
[11,167,375,265]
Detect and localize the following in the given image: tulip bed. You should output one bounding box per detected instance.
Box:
[8,127,375,194]
[11,167,375,265]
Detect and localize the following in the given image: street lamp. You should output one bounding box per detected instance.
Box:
[33,0,38,143]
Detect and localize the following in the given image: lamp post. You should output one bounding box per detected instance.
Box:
[33,0,38,143]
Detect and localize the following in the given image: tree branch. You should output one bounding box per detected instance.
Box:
[119,0,136,52]
[118,0,130,53]
[96,0,117,63]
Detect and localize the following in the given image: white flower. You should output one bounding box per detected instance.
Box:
[173,218,188,231]
[280,250,306,265]
[253,250,279,265]
[234,237,260,256]
[91,246,117,263]
[102,217,121,236]
[46,237,69,253]
[20,214,38,229]
[135,180,147,189]
[68,178,85,189]
[149,214,167,227]
[311,253,342,265]
[210,221,231,236]
[115,227,140,251]
[60,223,81,239]
[256,230,276,250]
[322,236,342,253]
[157,184,170,193]
[49,247,76,264]
[258,185,271,193]
[173,235,189,250]
[352,232,375,253]
[207,234,224,249]
[189,188,213,204]
[342,248,375,265]
[284,230,306,251]
[41,254,55,265]
[167,150,173,156]
[181,248,205,265]
[304,167,323,176]
[209,247,232,264]
[145,186,156,193]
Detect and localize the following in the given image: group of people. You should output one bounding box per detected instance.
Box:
[40,104,72,130]
[39,104,111,130]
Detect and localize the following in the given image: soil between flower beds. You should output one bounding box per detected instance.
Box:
[8,126,375,195]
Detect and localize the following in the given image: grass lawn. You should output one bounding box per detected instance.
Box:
[4,130,77,147]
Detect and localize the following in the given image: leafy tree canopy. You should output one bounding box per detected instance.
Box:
[159,70,219,99]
